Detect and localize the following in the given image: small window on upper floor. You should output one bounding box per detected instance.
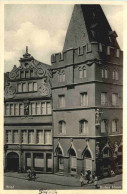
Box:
[59,121,66,134]
[20,71,24,79]
[101,120,108,133]
[17,83,22,93]
[79,120,88,135]
[101,69,108,79]
[59,95,65,108]
[30,70,34,78]
[80,92,88,106]
[101,92,107,105]
[25,71,29,78]
[79,67,86,79]
[112,70,119,80]
[112,93,118,106]
[58,71,65,82]
[112,119,119,133]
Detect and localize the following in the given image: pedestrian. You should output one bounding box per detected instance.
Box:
[80,171,85,187]
[94,176,98,189]
[86,170,91,184]
[27,168,31,180]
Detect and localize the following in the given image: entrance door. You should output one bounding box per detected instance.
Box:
[7,152,19,172]
[58,156,64,171]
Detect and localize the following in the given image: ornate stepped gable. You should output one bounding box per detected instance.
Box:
[4,47,52,99]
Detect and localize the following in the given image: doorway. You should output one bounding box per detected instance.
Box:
[7,152,19,172]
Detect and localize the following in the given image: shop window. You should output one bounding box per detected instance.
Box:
[79,120,88,135]
[33,153,44,171]
[59,121,66,134]
[59,95,65,108]
[80,92,88,106]
[46,153,52,172]
[26,153,31,170]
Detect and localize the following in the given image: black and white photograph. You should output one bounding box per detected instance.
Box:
[3,2,126,192]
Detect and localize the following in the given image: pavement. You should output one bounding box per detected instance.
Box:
[4,172,122,190]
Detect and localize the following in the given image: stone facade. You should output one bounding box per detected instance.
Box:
[4,5,123,177]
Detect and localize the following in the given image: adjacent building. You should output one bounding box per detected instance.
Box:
[4,4,123,177]
[4,48,53,173]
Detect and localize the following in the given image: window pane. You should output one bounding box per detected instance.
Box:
[105,70,108,78]
[33,82,37,91]
[19,104,24,115]
[21,130,27,143]
[112,71,115,80]
[101,120,106,133]
[79,70,83,78]
[112,120,118,132]
[81,93,88,106]
[30,70,34,77]
[28,130,34,144]
[13,130,19,143]
[59,121,66,134]
[41,102,46,115]
[14,104,19,115]
[37,130,44,144]
[101,69,104,78]
[6,130,12,143]
[20,71,24,78]
[17,83,22,92]
[80,120,88,134]
[10,104,14,116]
[112,93,118,105]
[25,71,29,78]
[5,104,9,116]
[44,130,51,144]
[22,83,26,92]
[101,93,107,105]
[47,102,51,114]
[36,102,40,115]
[116,72,119,80]
[28,83,33,92]
[31,103,36,115]
[59,95,65,107]
[83,69,86,78]
[62,73,65,81]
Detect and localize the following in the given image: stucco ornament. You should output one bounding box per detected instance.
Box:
[9,65,19,80]
[38,80,51,97]
[5,84,16,99]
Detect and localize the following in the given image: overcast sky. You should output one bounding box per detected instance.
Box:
[4,4,123,72]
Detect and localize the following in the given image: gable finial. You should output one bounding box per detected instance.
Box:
[26,46,28,54]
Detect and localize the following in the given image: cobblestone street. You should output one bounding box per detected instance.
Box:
[4,172,122,190]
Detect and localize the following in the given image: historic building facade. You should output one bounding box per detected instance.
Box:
[51,5,123,176]
[4,5,123,176]
[4,48,53,173]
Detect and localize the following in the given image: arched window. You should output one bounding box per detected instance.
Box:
[103,147,112,158]
[59,121,66,134]
[112,70,119,80]
[69,148,77,174]
[83,149,92,172]
[101,120,108,133]
[112,119,118,133]
[101,69,108,78]
[79,120,88,134]
[58,70,65,82]
[79,66,86,78]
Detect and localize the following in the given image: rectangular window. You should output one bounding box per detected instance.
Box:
[28,83,33,92]
[33,82,37,91]
[19,104,24,115]
[10,104,14,116]
[101,120,106,133]
[101,93,107,105]
[22,83,26,92]
[112,120,118,133]
[21,130,27,144]
[31,103,36,115]
[80,121,88,134]
[47,102,51,114]
[101,69,104,78]
[41,102,46,115]
[28,130,34,144]
[6,130,12,143]
[13,130,19,143]
[37,130,44,144]
[25,71,29,78]
[83,69,86,78]
[81,93,88,106]
[44,130,51,144]
[17,83,22,92]
[112,93,118,105]
[30,70,33,77]
[36,102,41,115]
[59,95,65,108]
[5,104,9,116]
[20,71,24,79]
[79,70,83,78]
[14,104,19,115]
